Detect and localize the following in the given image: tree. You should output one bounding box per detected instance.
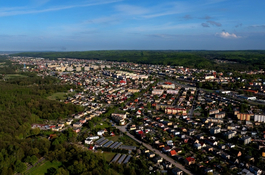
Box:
[56,168,69,175]
[46,167,57,175]
[14,160,26,173]
[30,128,40,136]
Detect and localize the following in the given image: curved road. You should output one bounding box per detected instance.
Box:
[116,123,194,175]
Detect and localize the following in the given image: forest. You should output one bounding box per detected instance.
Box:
[12,50,265,71]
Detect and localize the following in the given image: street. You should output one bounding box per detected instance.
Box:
[116,123,194,175]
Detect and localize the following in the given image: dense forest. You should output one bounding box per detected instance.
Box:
[12,50,265,71]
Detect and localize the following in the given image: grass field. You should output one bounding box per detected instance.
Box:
[94,121,111,130]
[103,152,116,162]
[27,160,62,175]
[4,74,28,79]
[106,136,120,142]
[47,92,68,101]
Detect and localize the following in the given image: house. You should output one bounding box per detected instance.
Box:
[97,130,105,136]
[31,124,48,130]
[210,127,221,135]
[221,152,230,160]
[194,143,202,150]
[188,129,196,136]
[172,168,183,175]
[226,143,235,149]
[86,136,99,140]
[229,157,240,165]
[147,152,155,158]
[162,161,172,169]
[185,157,195,165]
[204,146,213,152]
[214,112,226,118]
[162,146,171,153]
[240,136,252,145]
[85,139,93,144]
[152,156,163,163]
[80,119,87,124]
[244,155,255,162]
[249,166,262,175]
[205,139,218,146]
[203,168,213,174]
[169,150,177,156]
[223,131,237,139]
[73,128,80,133]
[66,119,73,125]
[73,122,82,128]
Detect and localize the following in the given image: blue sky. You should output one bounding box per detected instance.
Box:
[0,0,264,51]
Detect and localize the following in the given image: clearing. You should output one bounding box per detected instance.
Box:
[27,160,62,175]
[47,92,69,101]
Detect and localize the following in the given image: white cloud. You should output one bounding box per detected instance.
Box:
[0,0,122,17]
[115,4,149,15]
[217,31,240,38]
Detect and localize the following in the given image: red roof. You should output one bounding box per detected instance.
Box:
[120,80,126,84]
[186,157,195,162]
[164,82,172,85]
[170,150,177,156]
[138,131,144,135]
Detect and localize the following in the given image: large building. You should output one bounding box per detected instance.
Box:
[152,89,164,96]
[254,114,265,122]
[237,113,251,121]
[167,90,179,94]
[165,107,187,115]
[161,82,175,89]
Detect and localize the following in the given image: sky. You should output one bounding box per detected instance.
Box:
[0,0,265,51]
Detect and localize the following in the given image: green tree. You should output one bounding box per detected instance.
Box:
[14,160,26,173]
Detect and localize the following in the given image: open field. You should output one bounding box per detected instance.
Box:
[47,92,68,101]
[103,152,116,162]
[4,74,28,79]
[27,160,62,175]
[94,121,111,130]
[106,135,120,142]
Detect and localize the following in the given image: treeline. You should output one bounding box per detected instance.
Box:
[12,50,265,70]
[0,70,84,174]
[12,50,214,69]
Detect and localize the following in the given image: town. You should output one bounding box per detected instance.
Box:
[10,56,265,175]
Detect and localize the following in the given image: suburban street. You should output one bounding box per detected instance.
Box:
[116,123,194,175]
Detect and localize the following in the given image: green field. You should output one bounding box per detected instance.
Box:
[4,74,28,79]
[47,92,68,101]
[27,160,62,175]
[94,121,111,130]
[106,136,120,142]
[103,152,116,162]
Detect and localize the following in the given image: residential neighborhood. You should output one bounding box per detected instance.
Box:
[11,56,265,175]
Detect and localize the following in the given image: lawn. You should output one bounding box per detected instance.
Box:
[27,160,62,175]
[94,121,111,130]
[103,152,116,162]
[47,92,68,101]
[4,74,28,79]
[106,136,120,142]
[118,135,139,147]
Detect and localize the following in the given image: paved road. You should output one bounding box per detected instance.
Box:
[116,124,194,175]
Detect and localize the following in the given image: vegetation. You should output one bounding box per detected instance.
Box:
[12,50,265,71]
[27,160,62,175]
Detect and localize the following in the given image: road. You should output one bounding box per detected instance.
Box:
[116,123,194,175]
